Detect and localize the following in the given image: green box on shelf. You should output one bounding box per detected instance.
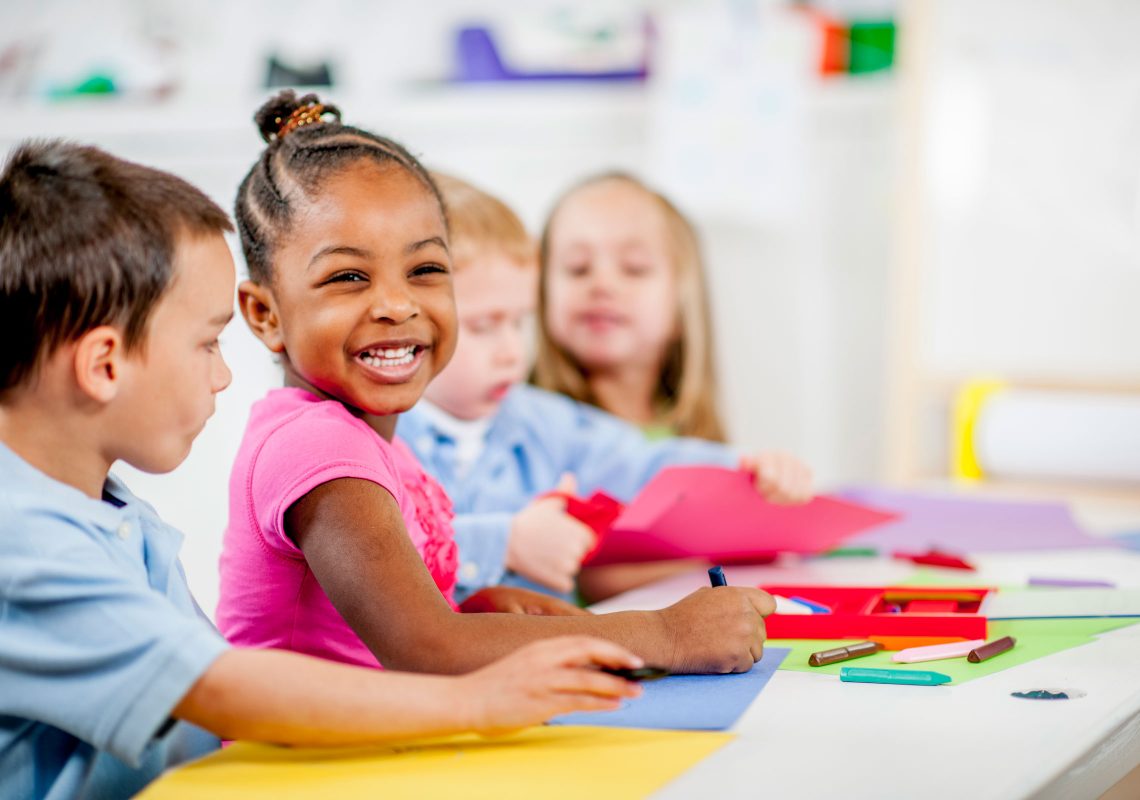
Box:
[848,20,895,74]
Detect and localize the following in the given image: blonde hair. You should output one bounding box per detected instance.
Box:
[533,172,727,442]
[431,172,534,270]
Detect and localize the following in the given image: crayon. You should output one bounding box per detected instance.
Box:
[840,667,951,686]
[809,641,882,667]
[967,636,1016,663]
[892,639,986,664]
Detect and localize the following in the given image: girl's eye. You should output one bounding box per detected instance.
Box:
[325,271,366,284]
[563,263,589,277]
[411,263,449,278]
[622,263,650,276]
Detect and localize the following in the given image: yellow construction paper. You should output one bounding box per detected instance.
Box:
[138,725,732,800]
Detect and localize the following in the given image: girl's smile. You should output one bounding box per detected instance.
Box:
[576,307,630,334]
[353,339,430,383]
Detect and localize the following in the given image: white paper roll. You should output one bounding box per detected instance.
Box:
[975,389,1140,483]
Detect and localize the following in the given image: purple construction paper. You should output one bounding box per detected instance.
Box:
[1028,577,1117,588]
[837,486,1118,553]
[551,647,789,731]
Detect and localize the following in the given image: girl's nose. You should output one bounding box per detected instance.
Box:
[370,284,418,325]
[585,259,619,297]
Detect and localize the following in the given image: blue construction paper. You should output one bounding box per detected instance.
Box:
[551,647,789,731]
[1114,531,1140,551]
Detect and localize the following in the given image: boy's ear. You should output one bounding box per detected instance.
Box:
[238,280,285,353]
[72,326,126,404]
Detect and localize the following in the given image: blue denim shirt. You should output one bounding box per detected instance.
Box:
[399,384,736,600]
[0,443,228,800]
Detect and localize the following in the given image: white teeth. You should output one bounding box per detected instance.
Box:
[360,346,417,369]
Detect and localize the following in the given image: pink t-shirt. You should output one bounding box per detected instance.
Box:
[217,387,458,668]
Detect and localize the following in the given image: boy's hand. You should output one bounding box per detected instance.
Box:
[657,586,776,674]
[460,586,591,616]
[459,636,644,736]
[740,452,813,505]
[507,474,594,593]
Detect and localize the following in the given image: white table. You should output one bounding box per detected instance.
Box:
[590,549,1140,800]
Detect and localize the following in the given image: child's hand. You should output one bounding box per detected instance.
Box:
[459,636,644,736]
[459,586,591,616]
[507,474,595,593]
[658,586,776,674]
[740,452,814,505]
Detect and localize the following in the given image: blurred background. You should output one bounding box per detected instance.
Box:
[3,0,1139,613]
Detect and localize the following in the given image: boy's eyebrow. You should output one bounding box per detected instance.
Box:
[406,236,448,255]
[210,311,235,326]
[618,240,652,253]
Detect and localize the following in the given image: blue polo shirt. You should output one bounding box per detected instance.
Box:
[0,442,229,800]
[400,384,737,599]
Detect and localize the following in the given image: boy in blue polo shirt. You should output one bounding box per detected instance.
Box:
[0,141,644,800]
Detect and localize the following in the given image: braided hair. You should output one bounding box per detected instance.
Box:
[235,90,445,283]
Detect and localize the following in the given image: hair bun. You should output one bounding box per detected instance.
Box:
[253,89,341,143]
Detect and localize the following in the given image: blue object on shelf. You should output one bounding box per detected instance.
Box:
[453,26,646,83]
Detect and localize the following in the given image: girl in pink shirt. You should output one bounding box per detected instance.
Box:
[218,89,777,676]
[219,386,460,667]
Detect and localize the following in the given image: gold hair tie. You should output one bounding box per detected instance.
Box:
[274,103,329,139]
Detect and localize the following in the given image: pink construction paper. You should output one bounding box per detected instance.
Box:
[585,466,898,566]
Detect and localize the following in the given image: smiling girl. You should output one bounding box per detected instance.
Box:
[216,91,776,676]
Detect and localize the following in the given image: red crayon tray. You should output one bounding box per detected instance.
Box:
[760,584,992,640]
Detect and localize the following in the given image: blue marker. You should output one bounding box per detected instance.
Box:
[708,565,727,587]
[840,667,951,686]
[788,595,832,614]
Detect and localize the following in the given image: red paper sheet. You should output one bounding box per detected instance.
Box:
[585,466,897,566]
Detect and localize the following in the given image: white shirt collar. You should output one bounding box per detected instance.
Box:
[414,401,491,478]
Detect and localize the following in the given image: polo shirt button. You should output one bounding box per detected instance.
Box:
[417,436,433,453]
[116,523,131,540]
[460,562,478,582]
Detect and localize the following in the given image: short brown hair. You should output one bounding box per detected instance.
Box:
[0,139,233,397]
[431,172,534,269]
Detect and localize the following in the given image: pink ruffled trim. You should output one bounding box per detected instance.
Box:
[405,464,459,607]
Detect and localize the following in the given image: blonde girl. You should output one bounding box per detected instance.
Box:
[535,172,810,499]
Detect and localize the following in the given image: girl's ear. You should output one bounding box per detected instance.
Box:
[238,280,286,353]
[73,325,126,404]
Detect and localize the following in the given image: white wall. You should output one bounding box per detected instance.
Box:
[3,1,897,616]
[888,0,1140,482]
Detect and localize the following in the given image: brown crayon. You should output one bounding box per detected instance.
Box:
[967,636,1016,663]
[808,641,882,667]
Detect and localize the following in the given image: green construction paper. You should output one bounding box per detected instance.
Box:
[818,547,878,558]
[773,617,1137,684]
[897,567,1003,587]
